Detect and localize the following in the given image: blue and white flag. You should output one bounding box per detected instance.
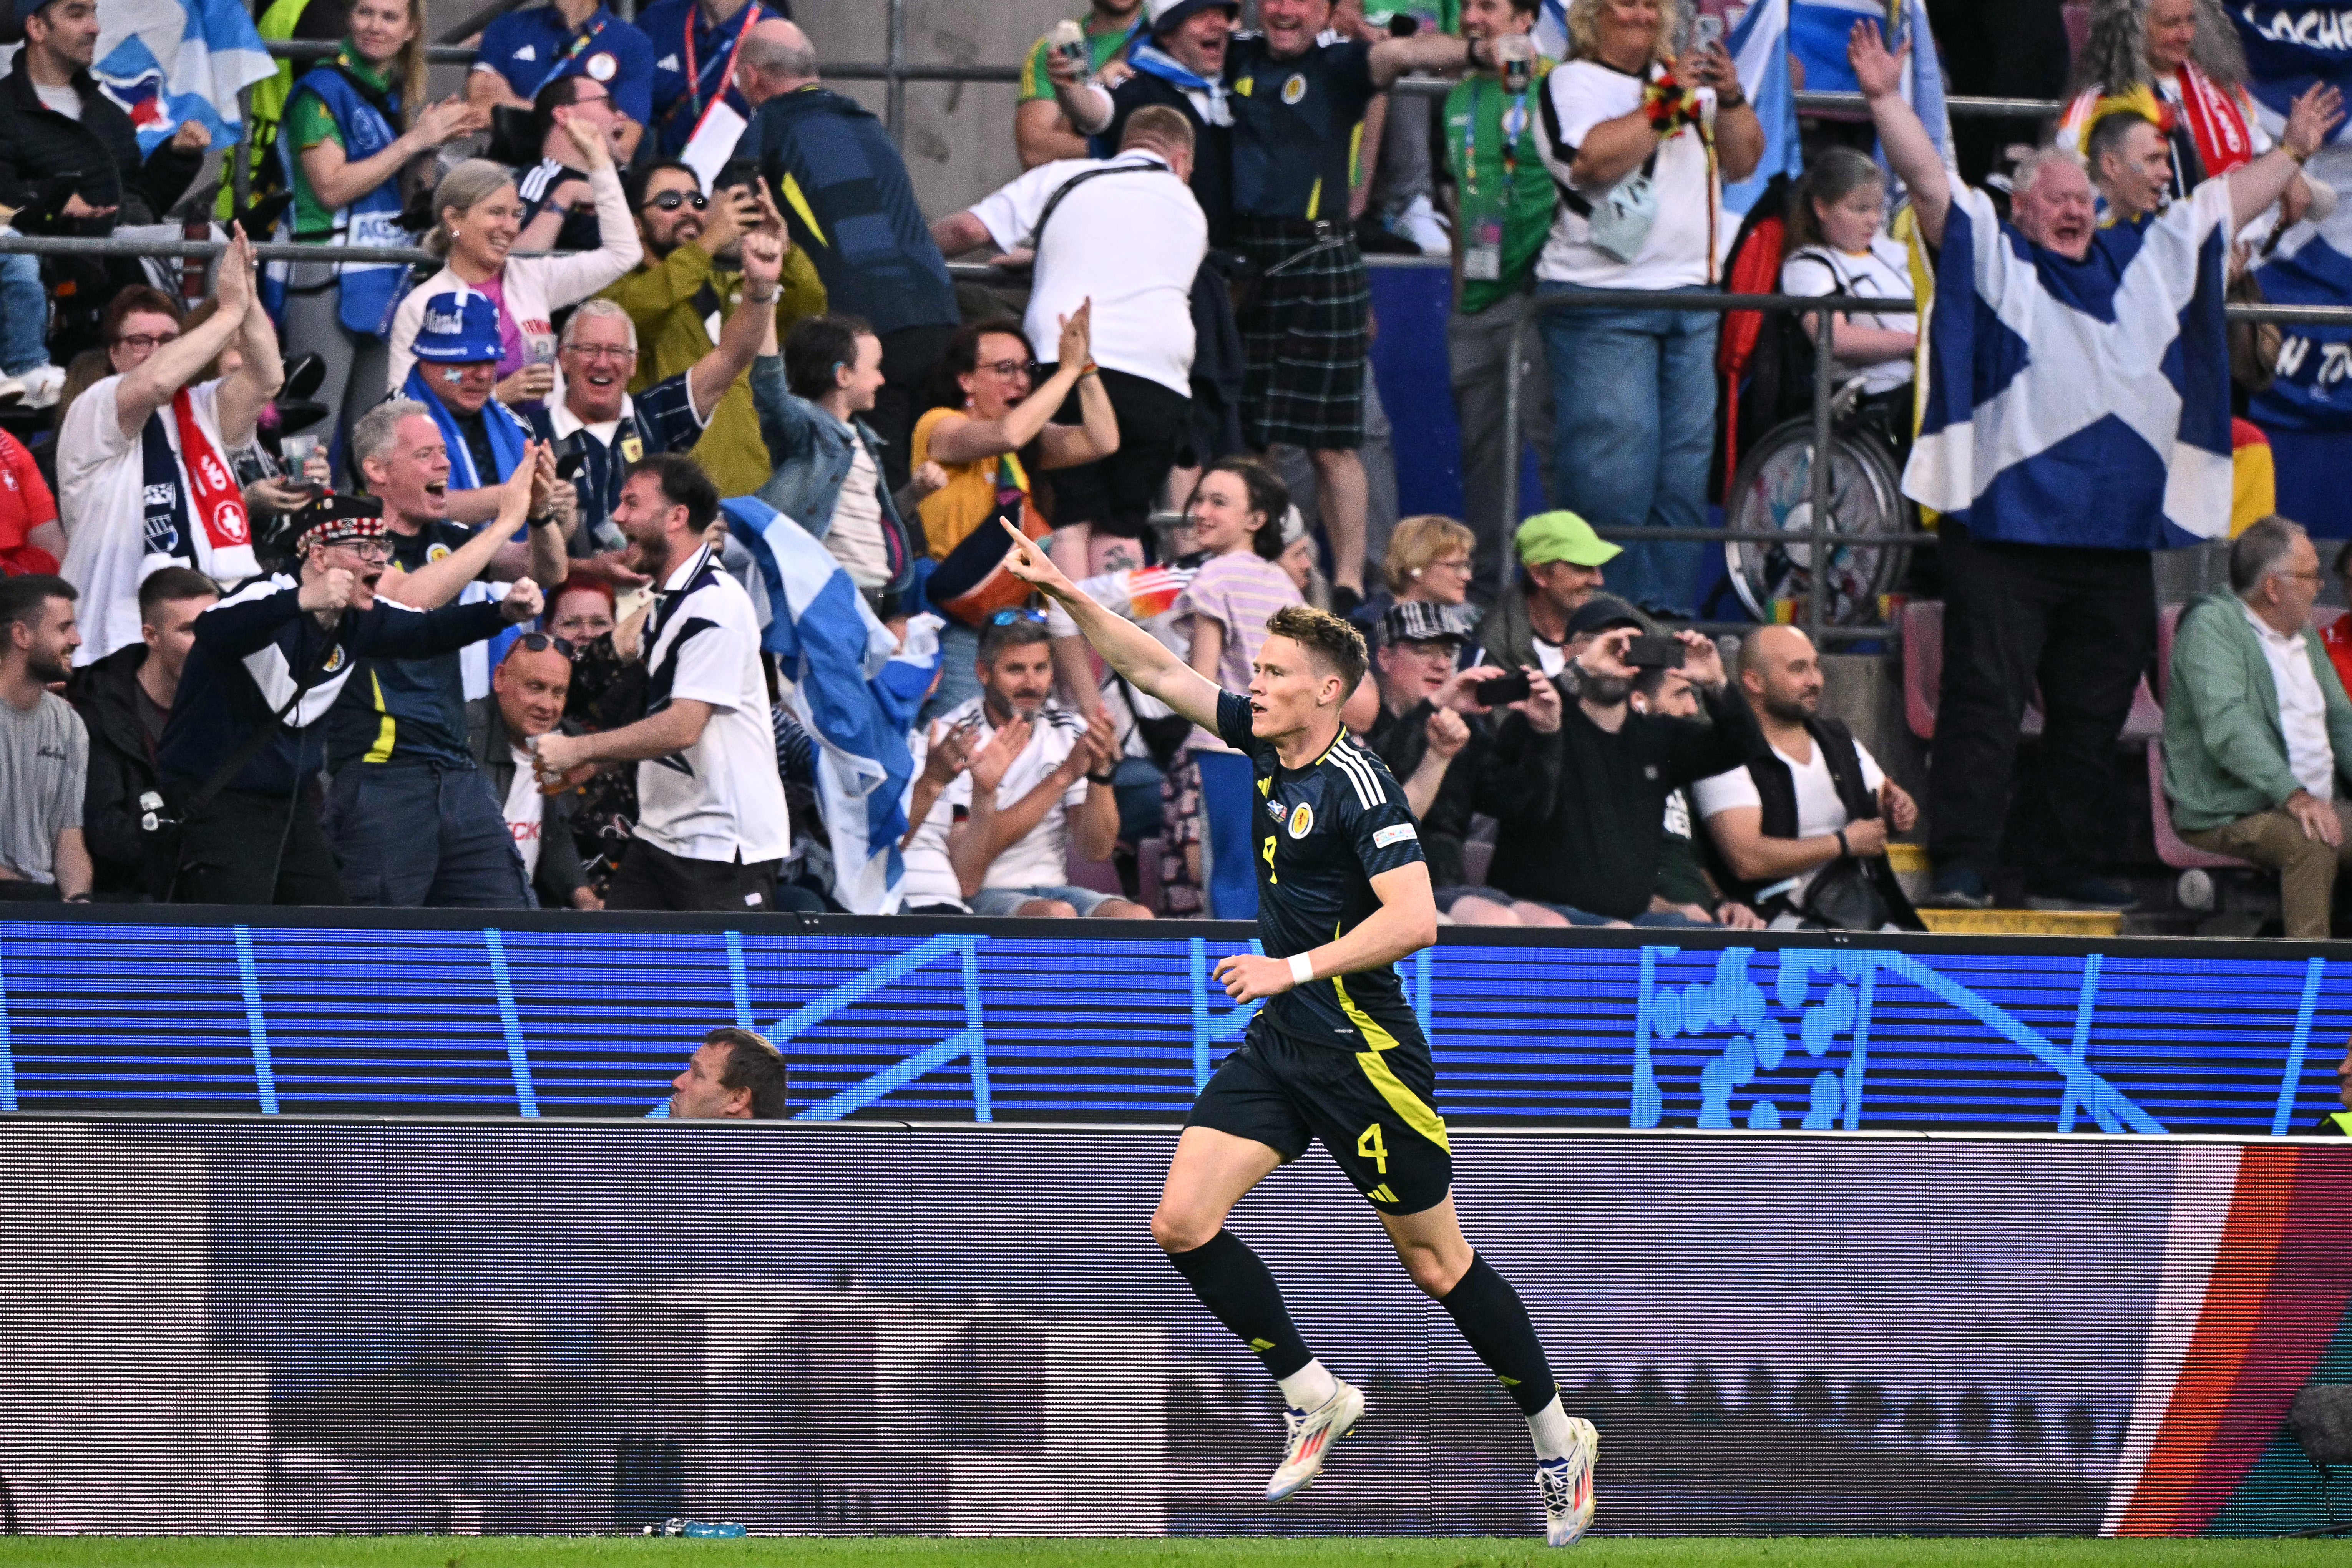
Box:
[1907,183,2236,549]
[726,497,942,915]
[1723,0,1803,225]
[95,0,276,154]
[1787,0,1953,164]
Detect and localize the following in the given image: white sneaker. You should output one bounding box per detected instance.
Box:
[14,364,63,410]
[0,375,24,406]
[1265,1378,1364,1502]
[1537,1418,1600,1546]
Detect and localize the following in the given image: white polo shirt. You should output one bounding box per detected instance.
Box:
[634,544,792,864]
[968,151,1209,398]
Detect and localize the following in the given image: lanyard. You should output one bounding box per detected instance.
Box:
[560,13,608,66]
[681,3,759,120]
[1462,76,1530,204]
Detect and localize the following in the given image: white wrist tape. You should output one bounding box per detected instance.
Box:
[1288,952,1316,987]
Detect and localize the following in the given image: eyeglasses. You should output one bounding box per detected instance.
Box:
[987,607,1046,626]
[641,191,708,213]
[1427,557,1474,572]
[115,332,179,352]
[516,632,578,659]
[977,358,1039,379]
[332,540,393,564]
[564,343,636,362]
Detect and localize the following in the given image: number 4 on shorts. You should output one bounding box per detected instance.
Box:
[1356,1122,1388,1174]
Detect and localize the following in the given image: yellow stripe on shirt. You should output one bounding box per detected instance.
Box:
[363,670,396,765]
[1334,972,1450,1153]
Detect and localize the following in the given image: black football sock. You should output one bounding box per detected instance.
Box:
[1439,1253,1559,1416]
[1165,1227,1315,1380]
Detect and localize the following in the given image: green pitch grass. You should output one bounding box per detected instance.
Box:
[0,1540,2346,1568]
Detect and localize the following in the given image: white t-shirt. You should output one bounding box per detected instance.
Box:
[1531,632,1567,679]
[57,375,246,665]
[633,544,792,866]
[1781,237,1917,397]
[1692,731,1887,899]
[969,151,1209,397]
[34,83,81,120]
[825,435,893,590]
[2242,601,2337,800]
[900,722,971,911]
[504,746,546,879]
[935,693,1090,891]
[1535,58,1719,289]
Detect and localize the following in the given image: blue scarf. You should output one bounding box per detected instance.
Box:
[401,362,531,492]
[1127,37,1232,126]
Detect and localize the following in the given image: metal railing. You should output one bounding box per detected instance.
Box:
[258,30,2080,145]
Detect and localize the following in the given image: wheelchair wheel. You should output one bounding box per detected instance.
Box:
[1722,416,1911,626]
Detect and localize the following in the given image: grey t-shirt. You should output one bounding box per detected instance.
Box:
[0,692,87,884]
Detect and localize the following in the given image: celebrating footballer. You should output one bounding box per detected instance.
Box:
[999,521,1599,1547]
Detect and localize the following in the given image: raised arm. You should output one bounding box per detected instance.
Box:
[1851,21,1949,246]
[1368,30,1477,90]
[1044,46,1114,136]
[380,447,539,609]
[999,518,1225,732]
[113,238,252,438]
[686,230,784,418]
[214,251,287,447]
[2233,82,2346,233]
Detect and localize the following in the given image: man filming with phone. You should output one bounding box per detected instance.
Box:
[1475,594,1763,925]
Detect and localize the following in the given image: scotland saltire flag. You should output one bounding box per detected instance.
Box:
[726,496,941,914]
[1906,184,2236,548]
[95,0,276,154]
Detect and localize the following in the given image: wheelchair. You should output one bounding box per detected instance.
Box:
[1720,376,1916,627]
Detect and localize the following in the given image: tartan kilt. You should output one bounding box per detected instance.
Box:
[1232,219,1370,451]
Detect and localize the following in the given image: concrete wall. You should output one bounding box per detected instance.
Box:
[790,0,1077,218]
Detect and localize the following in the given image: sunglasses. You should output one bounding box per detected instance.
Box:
[642,191,708,213]
[516,632,578,659]
[987,607,1046,626]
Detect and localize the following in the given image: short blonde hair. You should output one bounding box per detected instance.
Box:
[1383,515,1477,596]
[1564,0,1683,66]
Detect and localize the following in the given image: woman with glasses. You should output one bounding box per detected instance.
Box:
[910,310,1119,714]
[274,0,486,457]
[385,105,642,411]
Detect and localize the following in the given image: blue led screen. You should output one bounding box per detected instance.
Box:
[2,912,2344,1133]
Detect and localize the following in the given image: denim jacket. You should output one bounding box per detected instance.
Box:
[750,353,920,598]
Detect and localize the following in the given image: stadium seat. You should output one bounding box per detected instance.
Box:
[2147,740,2254,871]
[1194,750,1261,921]
[2154,601,2189,703]
[1902,600,1941,739]
[1064,847,1123,899]
[1905,597,2161,741]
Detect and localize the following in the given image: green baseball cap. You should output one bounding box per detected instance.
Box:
[1514,510,1621,569]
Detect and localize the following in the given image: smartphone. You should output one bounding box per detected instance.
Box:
[1695,13,1725,49]
[1625,634,1687,670]
[1474,670,1533,707]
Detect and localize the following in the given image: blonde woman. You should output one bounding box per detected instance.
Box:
[1532,0,1761,617]
[385,111,642,406]
[1383,514,1479,607]
[276,0,485,447]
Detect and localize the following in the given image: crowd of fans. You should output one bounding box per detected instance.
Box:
[0,0,2346,935]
